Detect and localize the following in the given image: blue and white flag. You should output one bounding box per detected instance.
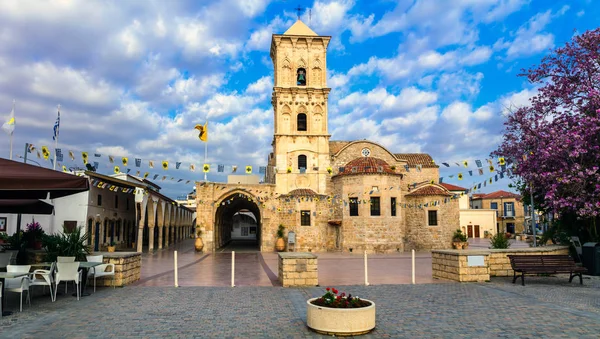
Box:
[55,148,63,162]
[52,110,60,140]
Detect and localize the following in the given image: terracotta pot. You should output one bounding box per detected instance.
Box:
[33,240,43,250]
[195,237,204,252]
[306,298,376,336]
[462,242,469,249]
[107,246,116,252]
[452,242,462,249]
[275,237,285,251]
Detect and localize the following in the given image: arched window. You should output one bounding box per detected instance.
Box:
[298,155,307,170]
[297,113,307,131]
[297,68,306,86]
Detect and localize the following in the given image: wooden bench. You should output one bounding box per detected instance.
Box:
[507,255,587,286]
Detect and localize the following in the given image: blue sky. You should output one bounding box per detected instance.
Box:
[0,0,597,199]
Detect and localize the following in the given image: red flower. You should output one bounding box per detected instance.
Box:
[326,287,330,291]
[332,288,338,294]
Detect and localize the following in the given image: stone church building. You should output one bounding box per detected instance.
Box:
[195,20,459,253]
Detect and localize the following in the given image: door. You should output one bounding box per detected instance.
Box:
[94,222,100,251]
[507,223,515,233]
[467,225,473,238]
[474,225,480,238]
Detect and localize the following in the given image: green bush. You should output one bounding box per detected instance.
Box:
[490,232,511,249]
[452,229,467,242]
[43,226,90,262]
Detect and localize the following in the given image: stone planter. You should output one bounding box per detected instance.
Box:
[275,237,285,251]
[195,237,204,252]
[452,242,463,249]
[107,246,116,253]
[306,298,376,336]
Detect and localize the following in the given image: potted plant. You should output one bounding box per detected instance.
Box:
[24,220,45,250]
[194,228,204,252]
[275,224,286,251]
[107,241,116,252]
[452,229,468,249]
[43,226,91,262]
[0,232,8,245]
[307,287,376,336]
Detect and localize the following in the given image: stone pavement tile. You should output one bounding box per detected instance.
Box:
[1,281,599,338]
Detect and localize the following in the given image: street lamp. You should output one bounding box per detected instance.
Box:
[18,155,41,167]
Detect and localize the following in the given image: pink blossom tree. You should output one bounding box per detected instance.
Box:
[495,28,600,241]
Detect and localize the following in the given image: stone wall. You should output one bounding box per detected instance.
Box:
[404,196,459,250]
[94,252,142,287]
[432,250,490,282]
[431,246,569,282]
[278,252,318,287]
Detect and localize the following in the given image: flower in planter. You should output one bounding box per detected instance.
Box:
[311,287,371,308]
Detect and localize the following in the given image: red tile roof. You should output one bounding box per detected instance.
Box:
[395,153,437,168]
[406,185,452,197]
[471,194,485,199]
[285,188,318,196]
[440,183,467,191]
[480,190,521,200]
[335,157,396,177]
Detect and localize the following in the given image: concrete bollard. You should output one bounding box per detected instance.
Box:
[364,250,369,286]
[231,251,235,287]
[174,250,179,287]
[411,249,415,284]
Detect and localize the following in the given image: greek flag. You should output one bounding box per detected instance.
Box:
[52,111,60,140]
[55,148,63,162]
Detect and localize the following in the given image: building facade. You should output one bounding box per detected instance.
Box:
[470,190,524,234]
[195,20,460,253]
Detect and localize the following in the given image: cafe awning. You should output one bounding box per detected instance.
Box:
[0,199,54,214]
[0,158,89,199]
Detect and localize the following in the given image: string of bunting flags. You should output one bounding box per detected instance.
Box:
[24,142,510,189]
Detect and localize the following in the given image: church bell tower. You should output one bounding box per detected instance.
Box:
[267,20,331,195]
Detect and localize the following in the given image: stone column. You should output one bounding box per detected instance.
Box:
[148,227,155,251]
[158,226,164,250]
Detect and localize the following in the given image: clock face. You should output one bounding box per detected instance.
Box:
[361,148,371,157]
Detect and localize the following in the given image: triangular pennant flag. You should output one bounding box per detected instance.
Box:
[232,165,237,173]
[69,150,75,161]
[478,168,484,175]
[149,161,154,168]
[190,164,195,172]
[108,156,114,163]
[176,162,181,169]
[153,174,159,180]
[442,162,450,167]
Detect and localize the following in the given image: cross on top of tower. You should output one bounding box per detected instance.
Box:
[294,5,304,19]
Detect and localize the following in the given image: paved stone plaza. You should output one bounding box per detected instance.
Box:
[1,240,599,338]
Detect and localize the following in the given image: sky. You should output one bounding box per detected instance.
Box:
[1,0,598,199]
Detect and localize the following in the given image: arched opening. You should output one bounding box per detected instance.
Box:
[297,113,307,131]
[214,193,261,252]
[297,67,306,86]
[298,154,307,172]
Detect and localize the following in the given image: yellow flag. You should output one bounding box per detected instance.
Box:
[458,173,463,180]
[41,146,50,160]
[143,172,149,178]
[195,122,208,142]
[245,166,252,174]
[162,161,168,170]
[463,160,468,168]
[203,164,210,173]
[62,165,67,172]
[498,157,506,166]
[114,166,120,174]
[82,152,88,164]
[122,157,128,166]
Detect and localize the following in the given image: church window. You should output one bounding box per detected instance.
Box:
[297,68,306,86]
[298,155,307,170]
[301,210,311,226]
[391,197,397,216]
[370,197,380,216]
[428,210,438,226]
[297,113,307,131]
[349,198,359,216]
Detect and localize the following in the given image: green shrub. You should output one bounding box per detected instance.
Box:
[276,224,285,238]
[43,226,90,262]
[490,232,511,249]
[452,229,467,242]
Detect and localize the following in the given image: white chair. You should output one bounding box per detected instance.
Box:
[57,256,75,263]
[29,262,55,302]
[0,253,11,270]
[5,265,31,312]
[86,255,115,291]
[55,262,82,300]
[0,281,3,317]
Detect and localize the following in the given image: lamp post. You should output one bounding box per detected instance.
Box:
[530,182,537,247]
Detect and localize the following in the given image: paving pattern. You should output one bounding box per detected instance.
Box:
[1,240,599,338]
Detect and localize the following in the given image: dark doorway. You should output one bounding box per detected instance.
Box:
[214,193,261,252]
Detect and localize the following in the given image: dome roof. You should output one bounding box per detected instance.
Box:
[335,157,396,177]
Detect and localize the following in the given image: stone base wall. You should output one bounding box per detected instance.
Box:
[432,251,490,282]
[93,252,141,287]
[432,246,569,282]
[278,252,318,287]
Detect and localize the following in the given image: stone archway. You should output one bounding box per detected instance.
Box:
[214,192,262,252]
